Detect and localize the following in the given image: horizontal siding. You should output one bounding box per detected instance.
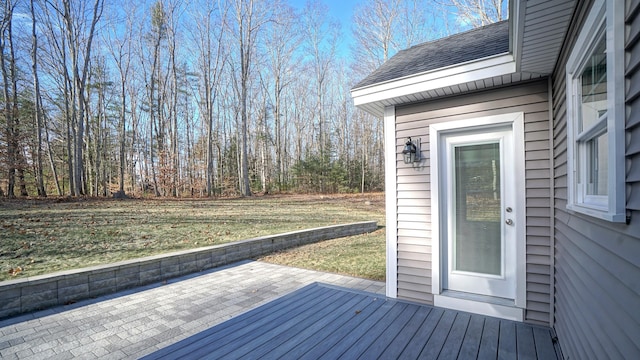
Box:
[394,80,553,324]
[628,0,640,211]
[550,0,640,359]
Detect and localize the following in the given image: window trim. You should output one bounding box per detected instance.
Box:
[565,0,626,223]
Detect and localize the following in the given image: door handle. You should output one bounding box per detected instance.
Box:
[505,219,514,225]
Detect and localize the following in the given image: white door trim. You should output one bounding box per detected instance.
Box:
[384,106,398,299]
[429,112,526,320]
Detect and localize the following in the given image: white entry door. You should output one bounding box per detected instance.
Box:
[441,126,517,300]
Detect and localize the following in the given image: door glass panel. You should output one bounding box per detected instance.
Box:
[453,143,501,276]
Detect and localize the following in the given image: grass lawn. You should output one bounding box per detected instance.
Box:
[0,193,385,282]
[256,226,386,281]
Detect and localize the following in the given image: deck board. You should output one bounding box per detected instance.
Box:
[265,293,374,359]
[378,305,432,358]
[499,320,518,360]
[154,284,329,359]
[457,315,485,359]
[282,294,387,359]
[298,297,394,359]
[516,322,537,360]
[197,288,342,359]
[533,325,559,359]
[399,307,445,358]
[420,309,457,358]
[145,283,324,359]
[218,290,353,359]
[251,290,362,357]
[472,314,500,359]
[142,283,561,360]
[346,303,417,359]
[439,312,472,360]
[330,303,410,359]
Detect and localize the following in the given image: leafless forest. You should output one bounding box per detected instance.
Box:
[0,0,505,198]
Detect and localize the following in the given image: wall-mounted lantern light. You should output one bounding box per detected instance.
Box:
[402,137,420,164]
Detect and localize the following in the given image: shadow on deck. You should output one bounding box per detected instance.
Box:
[142,283,561,359]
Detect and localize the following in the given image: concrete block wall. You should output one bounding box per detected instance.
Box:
[0,221,377,319]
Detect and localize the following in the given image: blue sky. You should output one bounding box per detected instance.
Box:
[289,0,359,27]
[289,0,360,57]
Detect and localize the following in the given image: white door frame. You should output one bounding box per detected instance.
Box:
[429,112,526,320]
[443,128,515,298]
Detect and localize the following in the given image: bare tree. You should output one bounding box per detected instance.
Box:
[398,0,434,48]
[164,0,185,197]
[2,0,392,197]
[38,0,74,195]
[438,0,507,28]
[1,0,28,197]
[104,0,137,198]
[1,0,17,197]
[352,0,434,79]
[192,0,228,196]
[226,0,273,196]
[58,0,104,196]
[263,2,300,192]
[352,0,401,71]
[301,0,340,192]
[142,0,166,196]
[30,0,46,196]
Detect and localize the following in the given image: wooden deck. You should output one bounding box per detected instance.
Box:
[143,283,561,359]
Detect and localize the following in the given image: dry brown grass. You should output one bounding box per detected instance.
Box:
[0,193,385,281]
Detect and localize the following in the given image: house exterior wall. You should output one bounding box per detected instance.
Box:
[550,0,640,358]
[393,79,552,325]
[627,0,640,210]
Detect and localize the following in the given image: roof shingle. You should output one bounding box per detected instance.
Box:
[353,20,510,90]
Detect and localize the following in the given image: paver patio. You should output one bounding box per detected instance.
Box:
[0,261,383,359]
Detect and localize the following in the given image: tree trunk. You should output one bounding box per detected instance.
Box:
[274,76,282,191]
[233,0,255,197]
[118,78,126,194]
[239,43,251,197]
[30,0,46,196]
[149,15,162,197]
[63,0,103,196]
[169,28,179,197]
[260,104,268,194]
[1,0,15,197]
[44,114,62,196]
[60,34,75,196]
[8,2,26,197]
[206,83,214,196]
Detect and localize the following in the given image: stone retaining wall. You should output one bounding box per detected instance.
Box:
[0,221,377,319]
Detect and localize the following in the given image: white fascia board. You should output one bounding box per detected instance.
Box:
[510,0,526,72]
[351,53,515,107]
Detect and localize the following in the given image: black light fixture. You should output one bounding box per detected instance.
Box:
[402,137,420,164]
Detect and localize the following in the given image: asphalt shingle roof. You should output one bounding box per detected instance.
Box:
[353,20,510,89]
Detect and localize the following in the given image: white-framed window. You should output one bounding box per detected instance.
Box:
[566,0,626,223]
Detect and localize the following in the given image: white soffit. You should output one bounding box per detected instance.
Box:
[513,0,576,74]
[352,71,544,118]
[352,54,517,117]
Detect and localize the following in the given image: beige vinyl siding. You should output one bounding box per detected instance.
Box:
[550,0,640,358]
[628,0,640,210]
[394,80,552,325]
[395,132,432,303]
